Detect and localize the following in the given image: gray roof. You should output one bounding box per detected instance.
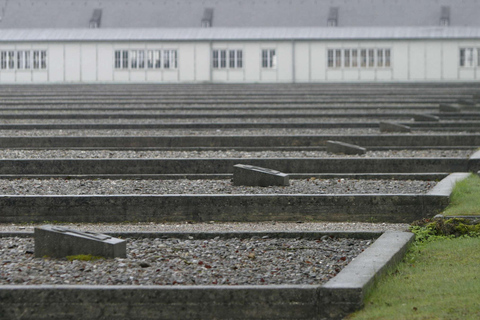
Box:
[0,0,479,29]
[1,27,480,42]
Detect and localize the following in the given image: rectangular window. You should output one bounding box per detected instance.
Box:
[163,50,170,69]
[131,50,139,69]
[327,49,334,68]
[460,48,466,67]
[335,49,341,68]
[368,49,375,67]
[1,51,6,69]
[114,50,121,69]
[7,51,15,69]
[40,51,47,69]
[344,49,350,68]
[377,49,384,67]
[147,50,154,69]
[138,50,145,69]
[154,50,161,69]
[33,51,40,69]
[122,51,128,69]
[360,49,367,67]
[351,49,358,67]
[262,49,276,68]
[17,51,24,69]
[237,50,243,68]
[24,51,31,69]
[229,50,235,68]
[213,50,219,68]
[220,50,227,68]
[385,49,391,67]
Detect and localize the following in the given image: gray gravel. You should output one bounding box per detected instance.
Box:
[0,149,472,159]
[0,178,436,195]
[0,221,409,233]
[0,236,372,286]
[0,128,471,136]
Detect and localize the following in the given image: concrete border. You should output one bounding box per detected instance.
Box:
[0,231,413,320]
[0,158,469,174]
[0,194,448,224]
[0,134,477,148]
[427,172,471,196]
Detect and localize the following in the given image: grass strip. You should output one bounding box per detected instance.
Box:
[348,236,480,319]
[442,173,480,216]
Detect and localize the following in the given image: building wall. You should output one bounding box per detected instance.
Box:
[0,39,479,83]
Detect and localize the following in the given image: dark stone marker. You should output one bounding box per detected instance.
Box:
[326,140,366,155]
[233,164,289,187]
[34,225,126,258]
[379,122,411,133]
[413,114,440,122]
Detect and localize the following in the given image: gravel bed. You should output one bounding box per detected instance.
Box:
[0,221,410,233]
[0,236,372,286]
[0,117,404,124]
[0,179,436,195]
[0,109,432,115]
[0,149,472,159]
[0,128,472,137]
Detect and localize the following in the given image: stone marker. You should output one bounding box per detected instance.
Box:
[326,140,366,155]
[379,122,411,133]
[233,164,289,187]
[439,103,461,112]
[413,114,440,122]
[34,225,127,258]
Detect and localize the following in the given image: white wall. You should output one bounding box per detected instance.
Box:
[0,38,479,83]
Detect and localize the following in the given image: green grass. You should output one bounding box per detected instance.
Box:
[348,236,480,320]
[442,174,480,216]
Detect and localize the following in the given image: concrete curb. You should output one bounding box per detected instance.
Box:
[0,158,469,174]
[0,194,448,224]
[427,172,471,196]
[0,134,478,148]
[0,231,414,320]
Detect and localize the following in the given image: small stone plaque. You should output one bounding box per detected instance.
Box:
[34,225,126,258]
[233,164,289,187]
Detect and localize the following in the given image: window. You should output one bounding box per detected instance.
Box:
[40,51,47,69]
[327,48,391,69]
[360,49,367,67]
[0,52,6,69]
[114,50,121,69]
[130,50,138,69]
[368,49,375,67]
[33,51,40,69]
[7,51,15,69]
[344,49,350,68]
[351,49,358,67]
[213,49,243,69]
[262,49,276,68]
[0,50,45,70]
[147,50,154,69]
[377,49,384,67]
[115,49,177,70]
[335,49,342,67]
[327,49,334,68]
[122,50,129,69]
[154,50,161,68]
[459,48,477,67]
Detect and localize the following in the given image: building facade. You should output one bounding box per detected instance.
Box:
[0,0,479,84]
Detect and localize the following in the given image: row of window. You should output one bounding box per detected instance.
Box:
[327,48,391,68]
[459,48,480,67]
[212,50,243,69]
[0,50,47,70]
[114,50,178,70]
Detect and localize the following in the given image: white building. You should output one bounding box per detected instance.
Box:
[0,0,479,84]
